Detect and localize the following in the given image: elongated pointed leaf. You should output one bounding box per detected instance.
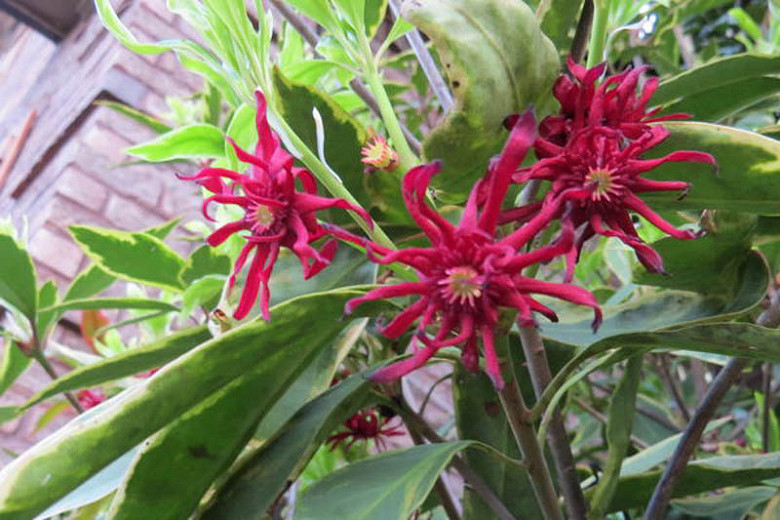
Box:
[95,101,172,134]
[404,0,558,198]
[203,370,376,519]
[64,265,115,302]
[70,226,186,293]
[40,298,178,314]
[643,122,780,215]
[180,245,231,285]
[672,486,777,518]
[588,355,643,518]
[661,77,780,122]
[0,233,37,320]
[24,326,211,408]
[126,124,225,162]
[653,54,780,105]
[0,342,30,397]
[543,251,769,347]
[0,288,375,520]
[297,442,474,520]
[109,321,348,519]
[590,453,780,513]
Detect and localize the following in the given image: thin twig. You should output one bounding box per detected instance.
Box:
[644,289,780,519]
[387,0,454,113]
[573,397,649,449]
[656,354,691,423]
[762,362,773,453]
[570,0,595,65]
[399,401,518,520]
[518,326,589,519]
[497,376,565,520]
[31,351,84,413]
[267,0,422,154]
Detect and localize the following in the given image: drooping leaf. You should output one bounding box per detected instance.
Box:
[125,124,225,162]
[0,232,37,320]
[40,298,178,314]
[543,251,769,347]
[296,442,474,520]
[0,288,375,520]
[540,0,585,54]
[202,369,376,519]
[69,226,186,293]
[23,326,211,408]
[643,122,780,215]
[404,0,558,198]
[592,453,780,513]
[35,281,59,338]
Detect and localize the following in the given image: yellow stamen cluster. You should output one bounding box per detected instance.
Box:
[361,136,399,170]
[440,266,482,306]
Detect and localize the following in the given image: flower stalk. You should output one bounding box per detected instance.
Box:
[586,0,610,69]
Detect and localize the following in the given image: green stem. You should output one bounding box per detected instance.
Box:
[359,38,418,171]
[275,117,396,250]
[586,0,610,69]
[30,350,84,414]
[496,335,564,520]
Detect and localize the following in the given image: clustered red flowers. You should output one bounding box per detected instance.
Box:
[509,58,716,275]
[181,92,371,320]
[188,62,713,389]
[326,408,404,451]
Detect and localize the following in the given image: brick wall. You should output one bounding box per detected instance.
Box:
[0,0,204,464]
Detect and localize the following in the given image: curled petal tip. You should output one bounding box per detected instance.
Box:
[590,309,603,333]
[487,370,505,390]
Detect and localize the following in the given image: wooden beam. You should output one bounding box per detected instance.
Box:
[0,0,93,40]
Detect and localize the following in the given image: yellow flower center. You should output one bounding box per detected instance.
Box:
[585,169,615,200]
[255,205,276,228]
[440,266,482,305]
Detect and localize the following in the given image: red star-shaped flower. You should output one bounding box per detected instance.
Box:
[326,408,404,452]
[341,113,601,389]
[534,57,689,158]
[181,91,372,320]
[513,125,715,275]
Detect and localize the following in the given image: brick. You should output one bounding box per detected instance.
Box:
[29,228,83,278]
[79,123,133,165]
[104,164,164,206]
[140,0,177,25]
[103,68,149,107]
[105,193,165,230]
[46,195,112,230]
[139,90,169,116]
[114,52,194,99]
[57,165,109,212]
[92,105,157,146]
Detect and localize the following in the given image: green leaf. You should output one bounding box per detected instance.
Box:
[23,326,211,408]
[36,280,59,337]
[180,245,231,285]
[223,103,257,170]
[70,226,186,293]
[634,212,757,297]
[0,288,373,520]
[109,317,352,519]
[0,232,37,320]
[95,101,172,134]
[620,417,731,477]
[40,298,178,314]
[272,67,372,213]
[592,453,780,513]
[180,276,224,319]
[672,486,777,518]
[125,124,225,162]
[587,354,643,519]
[543,251,770,347]
[0,342,30,397]
[642,122,780,215]
[540,0,585,54]
[296,442,473,520]
[64,265,115,302]
[661,77,780,123]
[144,218,181,241]
[404,0,558,197]
[653,54,780,106]
[202,369,375,519]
